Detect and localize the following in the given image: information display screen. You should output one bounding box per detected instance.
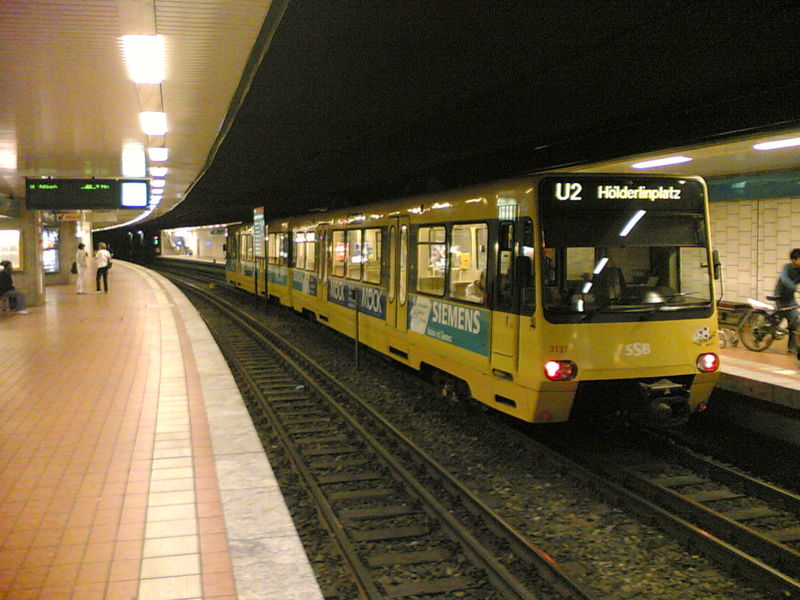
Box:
[25,178,150,210]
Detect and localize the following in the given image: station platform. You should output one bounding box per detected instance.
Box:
[717,339,800,408]
[715,337,800,446]
[0,262,323,600]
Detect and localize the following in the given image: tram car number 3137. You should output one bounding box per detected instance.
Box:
[225,173,721,428]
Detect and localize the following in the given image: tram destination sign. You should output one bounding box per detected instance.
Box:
[540,175,705,212]
[25,178,150,210]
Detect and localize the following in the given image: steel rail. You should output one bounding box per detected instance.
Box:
[178,279,570,599]
[496,422,800,600]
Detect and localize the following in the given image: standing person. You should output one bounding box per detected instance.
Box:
[0,260,28,314]
[94,242,112,293]
[773,247,800,351]
[75,242,89,294]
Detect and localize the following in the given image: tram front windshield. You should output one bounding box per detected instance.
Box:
[539,179,713,323]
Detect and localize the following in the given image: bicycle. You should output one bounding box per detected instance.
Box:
[737,296,798,352]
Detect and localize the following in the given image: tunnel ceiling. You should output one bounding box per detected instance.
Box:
[149,1,800,229]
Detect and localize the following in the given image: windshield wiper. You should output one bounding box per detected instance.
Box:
[580,297,625,321]
[637,292,709,315]
[581,292,705,321]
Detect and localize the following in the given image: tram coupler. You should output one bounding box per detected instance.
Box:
[638,378,691,426]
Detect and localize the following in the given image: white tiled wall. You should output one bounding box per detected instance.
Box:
[710,197,800,303]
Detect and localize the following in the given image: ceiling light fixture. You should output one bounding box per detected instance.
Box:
[753,137,800,151]
[139,112,167,136]
[121,35,165,84]
[149,166,168,177]
[121,143,146,177]
[148,147,169,162]
[151,179,166,189]
[631,156,692,169]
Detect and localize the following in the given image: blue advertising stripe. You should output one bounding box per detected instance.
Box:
[327,279,386,318]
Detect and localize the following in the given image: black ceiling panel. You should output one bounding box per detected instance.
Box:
[149,1,800,228]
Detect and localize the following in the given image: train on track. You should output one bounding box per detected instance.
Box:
[225,173,721,426]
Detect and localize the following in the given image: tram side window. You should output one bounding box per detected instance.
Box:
[226,232,237,259]
[306,232,316,271]
[496,222,514,311]
[363,228,382,284]
[416,226,446,296]
[240,233,253,261]
[400,224,408,305]
[331,230,346,277]
[293,231,316,271]
[280,233,290,265]
[268,232,288,265]
[346,229,362,280]
[267,234,275,264]
[294,232,305,269]
[449,223,487,303]
[267,234,276,264]
[519,218,535,315]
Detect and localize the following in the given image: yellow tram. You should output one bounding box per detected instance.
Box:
[226,173,720,425]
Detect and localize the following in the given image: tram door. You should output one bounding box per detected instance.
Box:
[490,220,520,375]
[386,216,409,332]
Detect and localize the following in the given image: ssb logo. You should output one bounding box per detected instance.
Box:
[624,342,652,357]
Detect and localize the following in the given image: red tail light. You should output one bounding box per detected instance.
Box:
[696,352,719,373]
[544,360,578,381]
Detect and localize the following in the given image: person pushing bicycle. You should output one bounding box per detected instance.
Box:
[773,248,800,352]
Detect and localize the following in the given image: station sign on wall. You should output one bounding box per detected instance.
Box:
[253,206,265,258]
[25,178,150,210]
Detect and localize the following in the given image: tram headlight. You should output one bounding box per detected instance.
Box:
[544,360,578,381]
[696,352,720,373]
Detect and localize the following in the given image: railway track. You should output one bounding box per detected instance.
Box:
[150,257,227,285]
[154,260,800,598]
[170,274,595,600]
[514,424,800,599]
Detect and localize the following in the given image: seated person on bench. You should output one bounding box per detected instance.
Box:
[0,260,28,314]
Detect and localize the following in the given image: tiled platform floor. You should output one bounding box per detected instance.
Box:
[0,262,322,600]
